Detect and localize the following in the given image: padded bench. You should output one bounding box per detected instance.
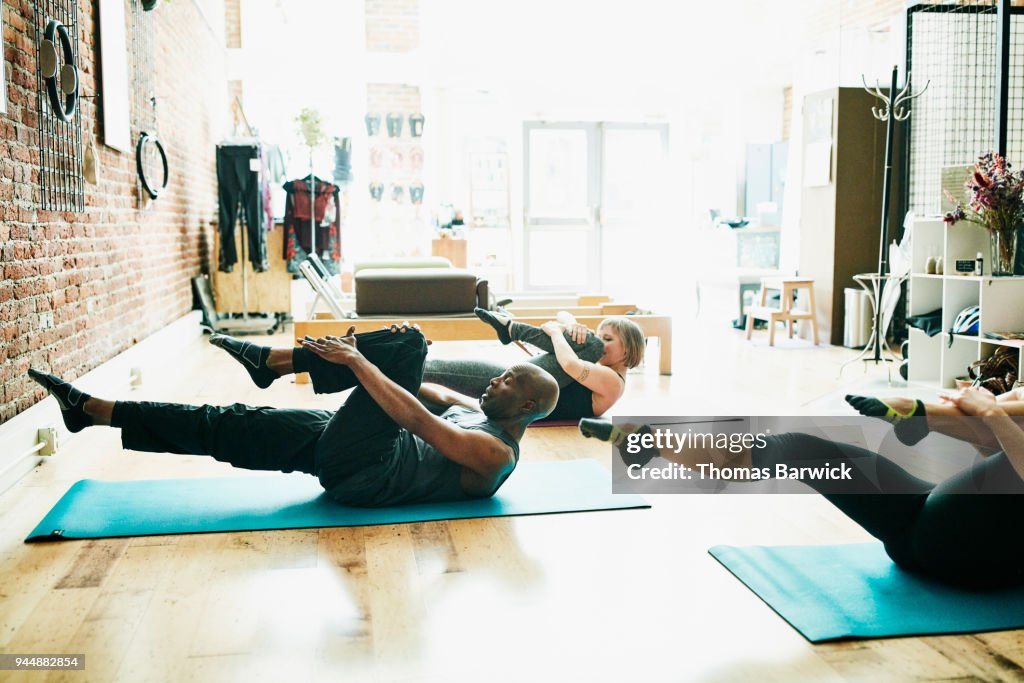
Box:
[354,258,488,315]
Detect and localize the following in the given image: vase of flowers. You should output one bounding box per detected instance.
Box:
[944,152,1023,276]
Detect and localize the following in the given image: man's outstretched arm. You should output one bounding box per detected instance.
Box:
[417,382,481,412]
[299,337,513,479]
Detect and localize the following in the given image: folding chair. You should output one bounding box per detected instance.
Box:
[299,257,348,320]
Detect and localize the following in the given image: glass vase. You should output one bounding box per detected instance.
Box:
[990,228,1019,276]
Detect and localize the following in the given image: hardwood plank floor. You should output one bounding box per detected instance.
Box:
[0,321,1020,681]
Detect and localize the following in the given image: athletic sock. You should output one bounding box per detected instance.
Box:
[28,369,92,433]
[579,418,658,467]
[474,307,512,345]
[845,394,930,445]
[209,334,277,388]
[579,418,630,445]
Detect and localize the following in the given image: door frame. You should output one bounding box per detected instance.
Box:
[522,121,602,292]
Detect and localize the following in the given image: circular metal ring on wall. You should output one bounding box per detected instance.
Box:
[136,132,169,199]
[43,19,77,122]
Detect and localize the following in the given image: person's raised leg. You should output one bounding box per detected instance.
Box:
[422,358,505,399]
[474,309,603,388]
[314,328,429,498]
[581,415,934,568]
[212,327,428,394]
[845,394,1024,448]
[113,400,329,474]
[517,324,604,388]
[751,432,934,570]
[29,369,328,474]
[297,327,430,394]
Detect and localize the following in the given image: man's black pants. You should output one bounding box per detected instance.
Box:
[111,329,428,503]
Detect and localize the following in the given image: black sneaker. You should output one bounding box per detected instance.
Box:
[474,307,512,345]
[28,369,92,433]
[209,334,278,388]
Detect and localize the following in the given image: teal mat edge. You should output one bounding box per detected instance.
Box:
[26,460,650,542]
[708,543,827,641]
[708,543,1024,643]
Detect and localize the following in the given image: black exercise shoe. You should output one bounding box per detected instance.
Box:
[28,369,92,433]
[579,418,658,468]
[209,334,278,388]
[474,307,512,345]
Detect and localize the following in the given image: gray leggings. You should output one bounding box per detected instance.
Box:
[424,321,605,396]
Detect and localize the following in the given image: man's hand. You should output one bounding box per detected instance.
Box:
[298,326,363,366]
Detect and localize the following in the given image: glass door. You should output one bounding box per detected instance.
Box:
[523,122,669,295]
[599,123,670,303]
[523,122,600,291]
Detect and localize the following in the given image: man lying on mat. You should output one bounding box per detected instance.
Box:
[579,385,1024,589]
[28,325,559,508]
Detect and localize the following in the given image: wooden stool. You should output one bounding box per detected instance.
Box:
[745,277,820,346]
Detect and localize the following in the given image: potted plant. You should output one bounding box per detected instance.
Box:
[944,152,1024,276]
[296,107,325,150]
[294,107,326,259]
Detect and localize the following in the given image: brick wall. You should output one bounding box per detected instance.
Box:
[362,1,424,258]
[363,83,424,258]
[365,0,419,53]
[224,0,240,49]
[0,0,226,423]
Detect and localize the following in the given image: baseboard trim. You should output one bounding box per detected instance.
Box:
[0,311,205,497]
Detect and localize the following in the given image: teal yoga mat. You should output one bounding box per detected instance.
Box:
[26,459,647,542]
[709,543,1024,642]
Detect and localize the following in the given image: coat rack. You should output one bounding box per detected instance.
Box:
[856,65,928,367]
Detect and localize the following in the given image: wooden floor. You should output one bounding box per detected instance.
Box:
[1,321,1022,682]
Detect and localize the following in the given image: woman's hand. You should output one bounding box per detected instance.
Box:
[541,321,563,337]
[942,386,1006,417]
[567,323,591,344]
[298,326,363,366]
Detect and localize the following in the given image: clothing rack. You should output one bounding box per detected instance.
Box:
[214,139,277,335]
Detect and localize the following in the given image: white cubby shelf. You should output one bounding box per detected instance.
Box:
[907,217,1024,389]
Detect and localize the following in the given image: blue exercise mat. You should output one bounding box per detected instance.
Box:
[709,543,1024,642]
[26,459,647,542]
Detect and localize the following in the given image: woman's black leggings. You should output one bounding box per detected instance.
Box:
[423,321,605,397]
[754,433,1024,588]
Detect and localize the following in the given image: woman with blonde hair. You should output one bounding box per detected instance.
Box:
[422,308,646,420]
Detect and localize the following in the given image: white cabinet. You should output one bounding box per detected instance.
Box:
[908,217,1024,388]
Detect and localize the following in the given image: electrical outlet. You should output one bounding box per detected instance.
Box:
[36,426,59,456]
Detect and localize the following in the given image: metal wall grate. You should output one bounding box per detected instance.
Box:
[906,2,1024,216]
[129,0,156,135]
[129,0,157,206]
[34,0,84,212]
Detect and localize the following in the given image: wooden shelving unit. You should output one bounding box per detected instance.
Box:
[907,217,1024,388]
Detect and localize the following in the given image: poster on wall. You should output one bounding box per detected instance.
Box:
[0,1,8,116]
[98,0,131,151]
